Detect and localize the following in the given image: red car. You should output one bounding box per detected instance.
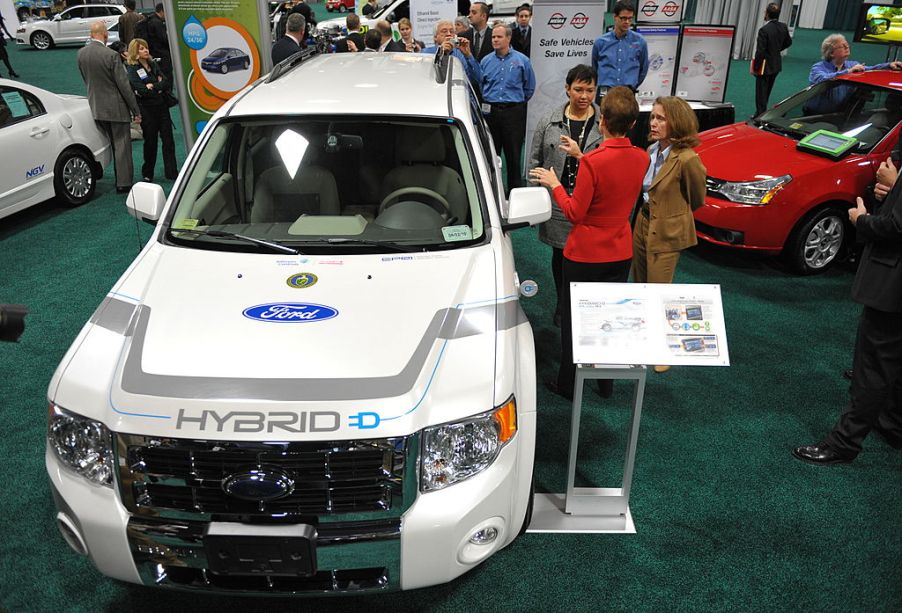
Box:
[694,70,901,274]
[326,0,355,11]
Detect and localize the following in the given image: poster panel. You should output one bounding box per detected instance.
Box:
[525,0,606,184]
[673,25,734,104]
[635,25,679,103]
[410,0,456,42]
[165,0,269,148]
[635,0,684,24]
[570,283,730,367]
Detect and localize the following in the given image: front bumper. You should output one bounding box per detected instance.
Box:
[694,194,798,253]
[46,412,534,594]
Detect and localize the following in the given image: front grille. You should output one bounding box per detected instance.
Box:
[159,565,389,593]
[117,434,407,518]
[705,176,728,201]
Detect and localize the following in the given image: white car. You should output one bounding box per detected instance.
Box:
[46,52,550,594]
[0,79,111,220]
[16,4,125,50]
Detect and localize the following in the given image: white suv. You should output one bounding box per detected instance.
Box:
[46,50,550,594]
[16,4,125,50]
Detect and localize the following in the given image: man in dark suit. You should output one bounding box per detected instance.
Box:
[793,147,902,465]
[334,13,366,53]
[511,4,531,57]
[375,20,406,52]
[462,1,493,61]
[144,3,172,81]
[271,13,304,64]
[77,22,141,193]
[752,2,792,116]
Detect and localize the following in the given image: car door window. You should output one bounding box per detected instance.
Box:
[86,7,111,18]
[60,8,82,19]
[0,87,45,129]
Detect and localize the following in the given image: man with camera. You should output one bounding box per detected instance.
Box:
[421,20,482,90]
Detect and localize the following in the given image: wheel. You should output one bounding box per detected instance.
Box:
[243,60,249,70]
[54,149,95,207]
[338,4,347,11]
[220,63,228,74]
[518,477,535,536]
[783,207,846,275]
[378,186,451,218]
[31,30,53,50]
[601,322,612,332]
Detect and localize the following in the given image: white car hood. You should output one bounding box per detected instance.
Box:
[56,245,513,439]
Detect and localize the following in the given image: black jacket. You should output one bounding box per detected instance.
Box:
[462,27,493,61]
[511,25,531,57]
[852,176,902,313]
[753,19,791,76]
[126,59,171,107]
[334,31,365,53]
[271,35,301,64]
[143,13,170,60]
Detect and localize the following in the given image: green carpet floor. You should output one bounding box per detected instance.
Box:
[0,13,900,613]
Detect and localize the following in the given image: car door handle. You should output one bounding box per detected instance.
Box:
[30,127,50,137]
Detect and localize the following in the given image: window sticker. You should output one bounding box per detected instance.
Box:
[173,218,199,229]
[1,92,30,118]
[442,225,473,242]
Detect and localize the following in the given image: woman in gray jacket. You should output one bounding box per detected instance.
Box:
[528,64,603,327]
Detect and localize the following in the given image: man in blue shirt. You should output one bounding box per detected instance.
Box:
[421,20,482,92]
[480,23,535,193]
[591,1,648,103]
[806,33,901,113]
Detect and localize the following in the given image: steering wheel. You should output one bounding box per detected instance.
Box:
[378,187,452,219]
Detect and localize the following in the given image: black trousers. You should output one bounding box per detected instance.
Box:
[551,247,564,316]
[825,306,902,455]
[139,103,177,181]
[557,256,632,393]
[0,45,14,74]
[755,73,777,117]
[485,102,526,193]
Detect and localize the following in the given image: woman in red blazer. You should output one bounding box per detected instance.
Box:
[530,86,649,399]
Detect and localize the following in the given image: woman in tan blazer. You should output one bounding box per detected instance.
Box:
[632,96,706,372]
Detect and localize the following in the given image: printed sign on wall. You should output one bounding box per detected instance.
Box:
[674,25,735,104]
[410,0,456,43]
[635,0,684,24]
[636,25,679,103]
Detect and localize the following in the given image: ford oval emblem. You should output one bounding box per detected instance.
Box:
[222,468,295,502]
[243,302,338,323]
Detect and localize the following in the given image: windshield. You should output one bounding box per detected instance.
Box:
[756,80,902,151]
[166,116,485,253]
[208,49,229,58]
[374,0,408,22]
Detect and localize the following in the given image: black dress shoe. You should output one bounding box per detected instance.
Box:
[597,379,613,398]
[116,185,132,193]
[544,380,572,401]
[10,71,20,78]
[792,443,855,465]
[842,369,853,380]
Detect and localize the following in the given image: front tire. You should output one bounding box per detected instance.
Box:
[243,60,249,70]
[220,63,228,74]
[54,149,95,207]
[783,207,847,275]
[31,30,53,50]
[338,4,347,11]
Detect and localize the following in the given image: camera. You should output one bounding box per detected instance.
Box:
[451,36,460,46]
[0,304,28,343]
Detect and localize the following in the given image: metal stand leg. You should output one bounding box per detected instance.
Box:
[528,364,646,534]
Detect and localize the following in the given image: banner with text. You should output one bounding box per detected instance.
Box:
[526,0,606,183]
[636,25,679,103]
[410,0,456,42]
[165,0,269,148]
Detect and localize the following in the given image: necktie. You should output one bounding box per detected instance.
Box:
[655,150,664,175]
[474,31,481,52]
[521,27,527,37]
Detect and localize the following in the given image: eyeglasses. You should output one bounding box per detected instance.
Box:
[834,43,850,49]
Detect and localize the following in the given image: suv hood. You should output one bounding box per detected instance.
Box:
[697,122,835,181]
[55,245,506,438]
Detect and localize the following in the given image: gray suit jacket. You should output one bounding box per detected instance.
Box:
[77,39,140,123]
[528,103,602,249]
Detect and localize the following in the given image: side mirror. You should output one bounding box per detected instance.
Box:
[126,182,166,225]
[53,14,61,21]
[503,187,551,231]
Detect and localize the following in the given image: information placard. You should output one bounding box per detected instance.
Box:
[636,25,679,103]
[674,25,735,104]
[635,0,684,24]
[570,283,730,366]
[409,0,456,44]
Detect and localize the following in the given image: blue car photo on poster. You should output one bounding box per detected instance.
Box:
[200,47,251,74]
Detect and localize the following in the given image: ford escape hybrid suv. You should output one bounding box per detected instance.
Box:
[46,50,551,594]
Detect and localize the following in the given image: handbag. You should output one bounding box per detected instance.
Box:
[163,91,179,108]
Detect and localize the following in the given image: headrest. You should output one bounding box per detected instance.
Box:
[396,127,445,163]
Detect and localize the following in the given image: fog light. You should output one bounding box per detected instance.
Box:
[469,526,498,545]
[57,512,88,556]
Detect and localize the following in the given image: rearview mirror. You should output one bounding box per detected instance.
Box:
[126,182,166,225]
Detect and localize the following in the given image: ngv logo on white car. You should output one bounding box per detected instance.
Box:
[25,164,45,180]
[242,302,338,322]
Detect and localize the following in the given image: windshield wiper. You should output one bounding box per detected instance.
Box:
[324,237,421,252]
[756,120,804,139]
[170,228,300,254]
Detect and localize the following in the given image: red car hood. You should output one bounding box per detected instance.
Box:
[696,122,836,182]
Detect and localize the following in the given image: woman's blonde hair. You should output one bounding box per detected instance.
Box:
[398,17,412,30]
[126,38,148,65]
[653,96,699,149]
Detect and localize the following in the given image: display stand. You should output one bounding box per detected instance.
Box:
[528,364,646,535]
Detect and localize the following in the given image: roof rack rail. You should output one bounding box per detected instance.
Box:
[267,47,319,84]
[433,47,450,84]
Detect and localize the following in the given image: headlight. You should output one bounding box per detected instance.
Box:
[48,403,114,487]
[420,397,517,492]
[718,174,791,205]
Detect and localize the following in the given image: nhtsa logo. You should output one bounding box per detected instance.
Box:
[642,1,659,18]
[570,13,589,29]
[547,12,566,29]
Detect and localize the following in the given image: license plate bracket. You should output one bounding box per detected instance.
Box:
[204,523,317,577]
